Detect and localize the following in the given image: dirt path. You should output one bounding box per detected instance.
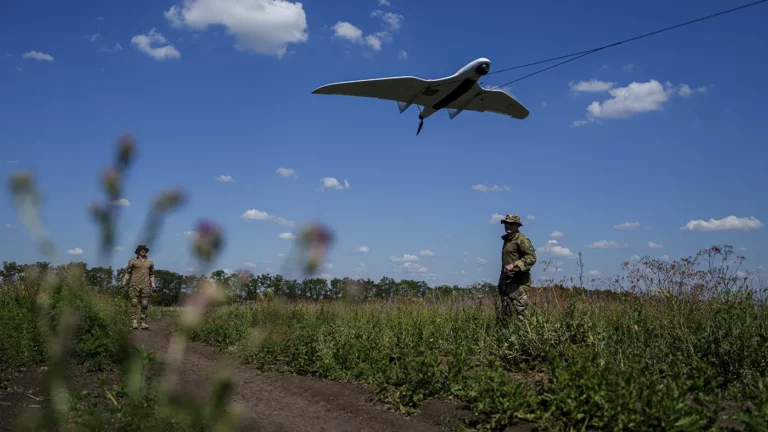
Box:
[2,317,536,431]
[129,317,478,432]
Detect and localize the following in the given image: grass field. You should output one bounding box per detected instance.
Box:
[185,265,768,430]
[2,245,767,431]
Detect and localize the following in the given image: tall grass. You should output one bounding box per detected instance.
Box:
[189,248,768,431]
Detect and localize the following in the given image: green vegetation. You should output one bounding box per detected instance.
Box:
[3,246,768,430]
[185,246,768,431]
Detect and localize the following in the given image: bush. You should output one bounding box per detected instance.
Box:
[46,282,131,370]
[0,288,46,369]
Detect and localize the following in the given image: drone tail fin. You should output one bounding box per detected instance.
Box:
[448,108,462,120]
[397,101,412,114]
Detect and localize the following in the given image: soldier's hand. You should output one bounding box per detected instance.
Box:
[503,264,517,273]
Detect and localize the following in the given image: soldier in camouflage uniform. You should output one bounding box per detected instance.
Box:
[122,244,155,330]
[498,214,537,323]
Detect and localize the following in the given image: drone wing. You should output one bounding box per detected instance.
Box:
[312,76,433,104]
[454,87,530,119]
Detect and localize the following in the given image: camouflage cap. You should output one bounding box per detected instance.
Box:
[500,214,523,226]
[134,244,149,254]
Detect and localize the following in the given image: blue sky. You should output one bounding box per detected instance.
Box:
[1,0,767,287]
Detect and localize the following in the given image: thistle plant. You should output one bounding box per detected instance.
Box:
[6,134,240,431]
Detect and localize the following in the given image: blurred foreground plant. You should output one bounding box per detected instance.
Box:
[7,135,240,431]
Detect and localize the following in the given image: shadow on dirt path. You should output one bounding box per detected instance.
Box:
[130,317,483,432]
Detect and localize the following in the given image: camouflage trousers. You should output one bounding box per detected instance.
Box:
[498,277,530,323]
[128,285,150,324]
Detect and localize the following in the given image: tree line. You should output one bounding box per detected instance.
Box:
[0,260,501,306]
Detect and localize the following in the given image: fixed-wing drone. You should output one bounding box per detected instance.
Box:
[311,58,530,135]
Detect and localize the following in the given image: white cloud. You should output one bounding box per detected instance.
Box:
[332,22,387,52]
[273,217,293,226]
[112,198,130,206]
[681,216,763,232]
[678,84,694,97]
[629,254,641,261]
[184,231,197,238]
[648,241,664,249]
[586,240,629,249]
[401,261,428,273]
[476,257,487,264]
[216,175,234,182]
[241,209,271,220]
[472,184,510,192]
[5,224,13,229]
[526,215,536,221]
[378,0,391,6]
[99,43,123,53]
[489,213,504,224]
[67,247,84,256]
[623,64,635,72]
[675,83,708,97]
[88,34,101,43]
[332,8,403,54]
[333,22,363,42]
[131,29,180,60]
[660,255,669,261]
[241,209,295,226]
[419,249,435,257]
[365,34,384,51]
[114,246,124,251]
[540,240,574,259]
[572,119,591,127]
[586,80,668,119]
[549,230,564,238]
[7,160,19,164]
[278,232,295,240]
[276,167,295,177]
[370,10,404,31]
[569,79,615,93]
[389,254,418,262]
[243,262,257,268]
[354,245,369,253]
[588,270,601,275]
[614,222,640,230]
[319,177,350,191]
[22,51,54,61]
[164,0,308,58]
[572,79,705,126]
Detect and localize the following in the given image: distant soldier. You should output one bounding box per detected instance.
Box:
[123,244,155,330]
[498,214,537,323]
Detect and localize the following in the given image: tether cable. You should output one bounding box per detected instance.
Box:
[441,0,768,90]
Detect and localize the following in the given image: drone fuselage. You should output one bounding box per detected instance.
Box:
[417,58,491,120]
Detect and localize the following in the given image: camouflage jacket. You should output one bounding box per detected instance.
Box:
[500,232,537,274]
[125,257,154,289]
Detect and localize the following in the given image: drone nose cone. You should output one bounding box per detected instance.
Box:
[476,63,490,75]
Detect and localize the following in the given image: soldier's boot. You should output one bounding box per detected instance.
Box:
[141,322,150,330]
[131,320,138,330]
